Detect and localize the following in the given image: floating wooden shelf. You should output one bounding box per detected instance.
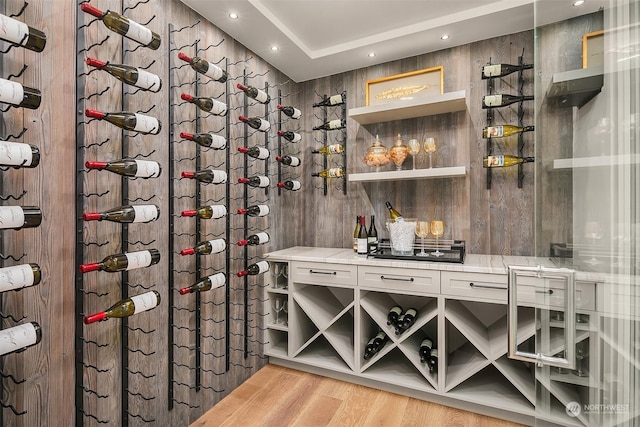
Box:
[553,154,640,169]
[348,166,466,182]
[546,66,603,109]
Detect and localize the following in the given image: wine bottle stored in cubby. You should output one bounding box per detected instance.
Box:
[0,13,46,52]
[237,232,270,247]
[313,92,346,107]
[277,130,301,143]
[363,331,388,360]
[180,131,226,149]
[313,119,345,131]
[85,159,161,178]
[0,78,41,110]
[385,201,403,221]
[428,348,438,373]
[0,140,40,168]
[368,216,378,252]
[181,205,227,219]
[419,337,434,363]
[0,264,41,293]
[239,116,270,132]
[0,322,41,356]
[312,144,343,155]
[86,58,161,92]
[275,155,300,167]
[238,175,270,188]
[236,83,270,104]
[483,155,535,168]
[277,180,301,191]
[482,63,533,79]
[238,146,270,160]
[177,52,227,82]
[482,94,533,109]
[82,204,160,223]
[85,109,161,135]
[237,205,270,217]
[180,239,226,256]
[80,3,161,49]
[84,291,161,324]
[277,104,301,119]
[482,124,534,139]
[79,249,160,273]
[181,169,227,184]
[179,273,225,295]
[357,216,368,255]
[181,93,227,115]
[312,168,343,178]
[386,305,403,327]
[237,260,270,277]
[395,308,418,335]
[0,206,42,230]
[353,215,361,252]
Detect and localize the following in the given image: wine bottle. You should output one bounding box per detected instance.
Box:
[483,155,535,168]
[237,146,270,160]
[363,331,388,360]
[368,215,378,252]
[277,130,301,143]
[419,337,434,363]
[238,116,270,132]
[79,249,160,273]
[237,260,270,277]
[275,155,301,167]
[482,63,533,79]
[0,263,41,293]
[312,144,344,155]
[313,92,346,107]
[236,83,270,104]
[311,168,343,178]
[0,140,40,168]
[181,93,227,116]
[85,159,161,178]
[85,109,161,135]
[0,13,46,52]
[238,175,270,188]
[277,104,301,119]
[277,180,301,191]
[86,57,161,92]
[180,131,226,149]
[237,205,270,217]
[428,348,438,373]
[386,305,403,328]
[313,119,345,131]
[0,322,41,356]
[0,206,42,230]
[82,204,160,223]
[237,232,270,246]
[0,78,41,110]
[181,205,227,219]
[181,169,227,184]
[180,239,226,256]
[385,201,403,221]
[177,52,227,82]
[357,216,368,255]
[179,273,225,295]
[83,290,161,324]
[80,3,161,50]
[482,94,534,109]
[482,124,535,139]
[395,308,418,335]
[353,215,361,252]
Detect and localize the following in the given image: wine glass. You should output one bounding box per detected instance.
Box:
[424,137,437,168]
[415,221,430,257]
[573,340,589,377]
[273,298,285,324]
[430,220,444,257]
[407,139,421,170]
[584,221,604,264]
[272,263,281,288]
[283,301,288,326]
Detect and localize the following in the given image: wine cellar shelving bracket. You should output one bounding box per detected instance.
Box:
[313,92,347,196]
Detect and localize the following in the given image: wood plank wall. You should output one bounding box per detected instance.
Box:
[0,1,602,426]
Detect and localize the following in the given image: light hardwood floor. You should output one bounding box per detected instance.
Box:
[191,364,528,427]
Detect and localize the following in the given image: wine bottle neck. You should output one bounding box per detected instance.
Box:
[237,271,248,277]
[237,240,248,246]
[180,132,194,140]
[181,171,195,179]
[180,93,194,102]
[86,57,107,68]
[79,263,100,273]
[181,210,196,217]
[84,311,107,324]
[80,3,106,19]
[178,287,192,295]
[85,109,106,119]
[85,161,107,170]
[177,52,192,63]
[82,212,102,221]
[180,248,195,256]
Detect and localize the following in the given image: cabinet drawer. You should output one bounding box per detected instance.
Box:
[598,282,638,316]
[291,261,356,287]
[516,276,596,311]
[441,271,507,302]
[358,266,440,294]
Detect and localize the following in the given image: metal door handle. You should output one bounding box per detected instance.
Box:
[469,282,506,290]
[309,270,336,275]
[535,289,554,294]
[380,275,414,282]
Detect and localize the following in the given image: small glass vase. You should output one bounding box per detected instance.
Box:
[389,134,408,170]
[363,134,390,172]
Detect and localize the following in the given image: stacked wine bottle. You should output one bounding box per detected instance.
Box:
[311,91,347,195]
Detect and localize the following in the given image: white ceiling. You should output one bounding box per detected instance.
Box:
[178,0,607,82]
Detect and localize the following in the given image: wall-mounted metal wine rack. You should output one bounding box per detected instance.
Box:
[275,89,302,196]
[312,91,347,195]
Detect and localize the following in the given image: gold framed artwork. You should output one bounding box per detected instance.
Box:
[365,66,444,106]
[582,30,604,68]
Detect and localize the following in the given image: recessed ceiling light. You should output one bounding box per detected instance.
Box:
[368,52,375,57]
[229,12,238,19]
[572,0,585,6]
[271,46,279,51]
[441,34,450,40]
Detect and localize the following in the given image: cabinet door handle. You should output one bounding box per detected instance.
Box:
[535,289,554,295]
[380,275,414,282]
[469,282,506,290]
[309,270,336,275]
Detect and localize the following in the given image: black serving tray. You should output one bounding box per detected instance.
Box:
[368,239,466,263]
